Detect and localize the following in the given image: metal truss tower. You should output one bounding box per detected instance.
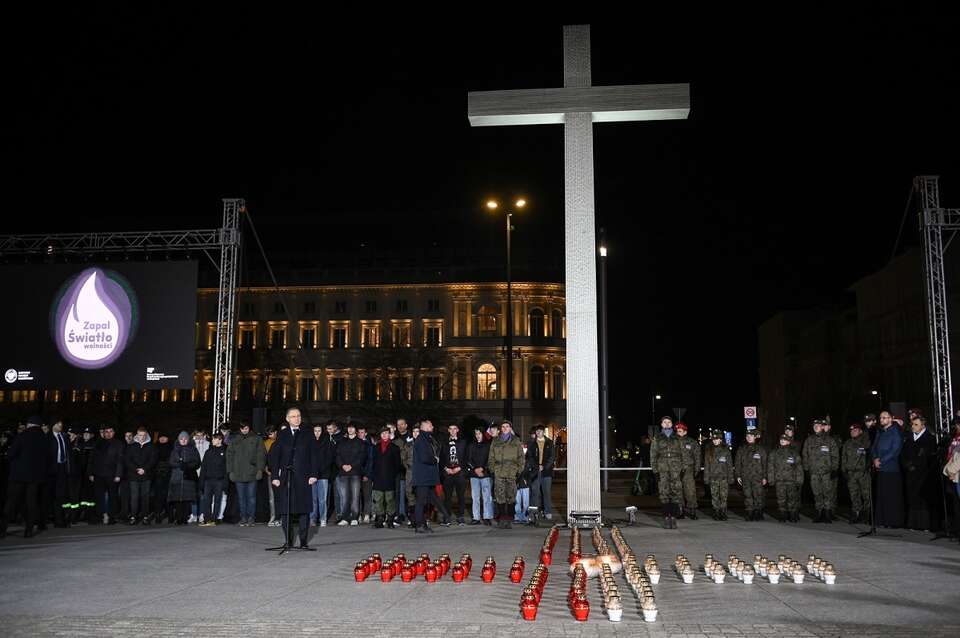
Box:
[917,175,959,438]
[0,198,244,434]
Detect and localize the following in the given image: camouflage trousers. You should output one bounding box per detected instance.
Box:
[775,482,801,513]
[709,480,728,510]
[405,470,415,508]
[494,476,517,504]
[809,471,836,510]
[742,479,765,511]
[655,468,682,504]
[845,471,872,515]
[680,468,698,509]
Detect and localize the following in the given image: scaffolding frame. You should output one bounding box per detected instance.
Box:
[0,198,243,434]
[917,176,960,438]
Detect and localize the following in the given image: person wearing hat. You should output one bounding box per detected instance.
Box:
[735,429,768,521]
[488,420,524,529]
[782,423,800,454]
[1,416,49,538]
[767,432,803,522]
[167,431,202,525]
[703,429,734,520]
[370,426,402,528]
[650,416,684,529]
[675,422,701,520]
[802,418,840,523]
[842,423,873,524]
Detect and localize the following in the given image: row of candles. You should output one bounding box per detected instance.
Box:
[353,552,481,583]
[699,553,836,585]
[610,526,659,622]
[539,525,560,565]
[519,527,559,620]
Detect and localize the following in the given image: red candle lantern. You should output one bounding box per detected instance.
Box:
[400,565,415,582]
[509,564,523,583]
[372,553,382,570]
[539,548,553,565]
[481,564,495,583]
[572,594,590,621]
[415,560,426,576]
[354,562,368,582]
[380,565,394,582]
[451,564,465,582]
[392,561,402,577]
[521,598,538,621]
[425,563,439,582]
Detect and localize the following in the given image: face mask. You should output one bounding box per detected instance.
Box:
[662,429,673,437]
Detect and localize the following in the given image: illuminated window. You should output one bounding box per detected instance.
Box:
[299,322,318,349]
[478,306,498,336]
[362,376,378,401]
[269,377,285,402]
[329,321,350,348]
[391,320,412,348]
[552,367,564,400]
[423,320,443,347]
[425,376,442,401]
[299,377,316,401]
[530,366,545,400]
[552,310,563,338]
[270,327,285,349]
[206,322,218,349]
[393,376,410,400]
[477,363,498,400]
[529,309,545,338]
[238,322,257,350]
[361,321,381,348]
[330,377,347,401]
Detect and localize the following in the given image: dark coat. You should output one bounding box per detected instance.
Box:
[88,437,125,480]
[268,427,322,515]
[49,431,72,476]
[439,435,469,470]
[7,427,49,483]
[525,437,556,479]
[901,429,941,526]
[412,432,441,487]
[167,442,201,502]
[200,444,228,484]
[125,439,158,482]
[313,436,335,480]
[335,436,367,477]
[466,437,491,477]
[371,441,402,491]
[154,441,173,482]
[225,431,266,482]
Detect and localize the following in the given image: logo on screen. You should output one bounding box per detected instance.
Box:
[51,267,139,369]
[4,369,16,383]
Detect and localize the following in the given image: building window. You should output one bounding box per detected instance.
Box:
[330,377,347,401]
[477,363,498,400]
[299,377,316,402]
[269,377,285,402]
[334,301,347,314]
[206,322,218,350]
[478,305,498,336]
[270,326,286,349]
[393,376,410,401]
[396,299,408,313]
[529,309,545,338]
[552,366,564,400]
[238,323,257,350]
[304,301,316,315]
[299,322,318,349]
[391,320,412,348]
[552,310,563,338]
[425,375,441,401]
[365,300,377,314]
[273,302,285,315]
[427,298,440,313]
[362,376,378,401]
[530,365,545,400]
[361,321,381,348]
[329,321,349,348]
[423,320,443,347]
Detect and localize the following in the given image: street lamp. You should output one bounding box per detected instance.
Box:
[651,394,662,431]
[599,229,609,491]
[486,197,526,423]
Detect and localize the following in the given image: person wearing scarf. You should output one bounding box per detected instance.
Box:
[488,421,525,529]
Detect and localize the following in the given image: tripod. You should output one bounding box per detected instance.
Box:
[266,462,316,555]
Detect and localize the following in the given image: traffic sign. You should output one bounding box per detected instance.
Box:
[743,406,757,419]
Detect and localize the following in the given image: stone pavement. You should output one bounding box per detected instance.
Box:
[1,507,958,637]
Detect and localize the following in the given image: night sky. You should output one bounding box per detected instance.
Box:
[4,9,959,431]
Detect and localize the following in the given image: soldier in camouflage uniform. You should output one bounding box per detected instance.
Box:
[822,419,841,512]
[398,425,418,526]
[487,421,525,529]
[767,432,804,522]
[702,429,734,520]
[650,416,684,529]
[735,429,768,521]
[802,418,840,523]
[675,422,701,519]
[842,422,873,524]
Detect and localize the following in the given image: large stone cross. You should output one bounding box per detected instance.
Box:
[467,24,689,520]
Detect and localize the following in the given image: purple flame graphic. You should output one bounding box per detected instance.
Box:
[53,268,134,369]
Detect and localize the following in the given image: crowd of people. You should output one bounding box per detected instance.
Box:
[649,411,960,538]
[0,408,557,541]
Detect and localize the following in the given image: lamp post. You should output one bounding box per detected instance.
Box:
[487,198,526,424]
[599,230,609,492]
[651,394,661,434]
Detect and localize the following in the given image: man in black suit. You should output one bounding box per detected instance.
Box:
[2,416,50,538]
[49,420,72,528]
[268,406,321,548]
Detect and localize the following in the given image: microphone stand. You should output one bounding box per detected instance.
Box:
[858,467,900,540]
[266,429,315,555]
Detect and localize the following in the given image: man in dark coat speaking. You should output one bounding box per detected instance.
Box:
[269,406,320,549]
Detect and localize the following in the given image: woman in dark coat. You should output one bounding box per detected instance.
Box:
[268,408,321,548]
[901,416,942,531]
[167,431,201,525]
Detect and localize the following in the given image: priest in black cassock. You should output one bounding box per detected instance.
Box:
[269,406,321,548]
[901,415,942,532]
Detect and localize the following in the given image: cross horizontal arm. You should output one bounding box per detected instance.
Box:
[925,208,960,229]
[468,83,689,127]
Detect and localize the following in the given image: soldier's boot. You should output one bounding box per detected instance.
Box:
[661,503,672,529]
[862,509,872,526]
[720,508,728,520]
[711,508,719,520]
[813,509,823,523]
[688,507,698,520]
[826,509,834,524]
[670,504,679,529]
[373,515,384,529]
[756,509,764,521]
[676,506,686,520]
[850,511,861,524]
[776,510,785,523]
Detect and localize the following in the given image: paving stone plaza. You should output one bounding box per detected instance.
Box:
[2,498,958,637]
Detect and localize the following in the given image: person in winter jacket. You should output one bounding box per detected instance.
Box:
[124,426,157,525]
[842,422,873,524]
[411,420,450,533]
[199,433,228,527]
[514,441,535,524]
[735,429,768,521]
[0,416,49,538]
[356,426,375,524]
[335,424,366,525]
[527,424,556,520]
[466,426,493,525]
[87,425,125,525]
[767,433,804,522]
[151,433,173,524]
[226,422,266,527]
[703,429,735,520]
[650,416,684,529]
[488,421,525,529]
[167,432,201,525]
[371,426,402,528]
[440,423,469,525]
[803,418,841,523]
